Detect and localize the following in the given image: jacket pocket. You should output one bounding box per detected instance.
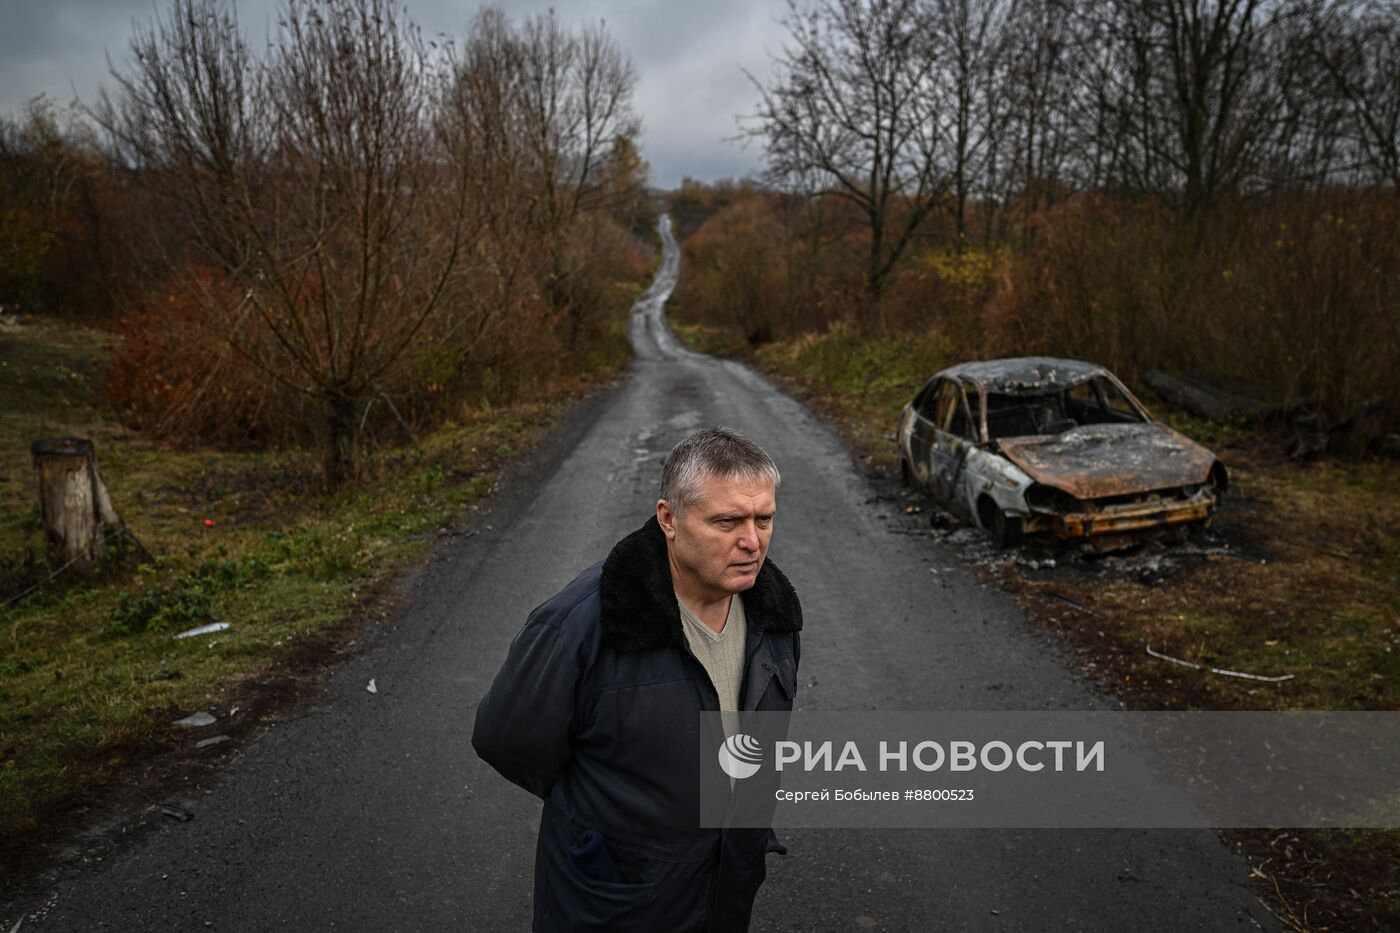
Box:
[540,843,657,932]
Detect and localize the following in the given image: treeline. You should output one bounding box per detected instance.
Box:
[1,0,654,484]
[675,0,1399,450]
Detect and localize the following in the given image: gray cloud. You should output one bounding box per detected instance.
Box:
[0,0,792,187]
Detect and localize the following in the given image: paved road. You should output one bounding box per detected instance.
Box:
[12,217,1275,931]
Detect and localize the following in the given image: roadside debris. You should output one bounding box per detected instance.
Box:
[366,678,377,694]
[1145,645,1294,683]
[195,735,231,749]
[1287,402,1385,460]
[901,498,1237,586]
[1045,592,1103,618]
[1142,368,1386,458]
[173,711,217,728]
[1141,369,1276,423]
[159,804,193,822]
[175,621,229,639]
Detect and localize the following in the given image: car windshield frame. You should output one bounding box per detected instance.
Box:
[970,371,1154,443]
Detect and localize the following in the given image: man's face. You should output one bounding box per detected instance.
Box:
[657,472,777,603]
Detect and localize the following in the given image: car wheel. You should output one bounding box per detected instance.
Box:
[989,507,1023,549]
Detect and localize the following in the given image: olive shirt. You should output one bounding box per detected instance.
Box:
[677,592,747,740]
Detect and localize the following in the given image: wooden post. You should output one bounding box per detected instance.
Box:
[30,437,126,576]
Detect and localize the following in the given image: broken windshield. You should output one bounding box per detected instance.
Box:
[983,376,1147,440]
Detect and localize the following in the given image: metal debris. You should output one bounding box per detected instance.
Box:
[1045,592,1103,617]
[175,621,230,639]
[160,804,194,822]
[173,711,217,728]
[1145,645,1295,683]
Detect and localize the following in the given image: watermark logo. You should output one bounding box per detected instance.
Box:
[718,733,764,780]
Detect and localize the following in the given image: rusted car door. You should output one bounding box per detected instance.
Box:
[929,381,978,514]
[908,378,942,488]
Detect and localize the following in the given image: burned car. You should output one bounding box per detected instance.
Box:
[897,357,1227,548]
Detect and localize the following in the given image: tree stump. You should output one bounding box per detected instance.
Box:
[30,437,128,576]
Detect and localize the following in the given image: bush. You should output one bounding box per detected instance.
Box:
[982,193,1400,447]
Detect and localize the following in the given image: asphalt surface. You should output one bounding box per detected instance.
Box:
[9,216,1276,931]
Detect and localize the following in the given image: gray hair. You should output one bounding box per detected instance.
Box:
[660,427,780,516]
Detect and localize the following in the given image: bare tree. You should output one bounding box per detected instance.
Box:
[1080,0,1295,216]
[992,0,1087,238]
[97,0,265,271]
[516,10,640,341]
[745,0,946,298]
[926,0,1016,249]
[1309,0,1400,186]
[431,7,553,380]
[100,0,474,486]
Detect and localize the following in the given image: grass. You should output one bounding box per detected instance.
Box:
[670,315,1400,931]
[1023,452,1400,713]
[665,319,750,358]
[751,321,948,473]
[0,313,627,847]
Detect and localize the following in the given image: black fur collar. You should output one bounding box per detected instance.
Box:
[599,516,803,652]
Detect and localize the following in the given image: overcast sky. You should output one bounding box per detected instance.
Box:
[0,0,792,188]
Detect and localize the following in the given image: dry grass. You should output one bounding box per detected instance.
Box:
[0,312,628,854]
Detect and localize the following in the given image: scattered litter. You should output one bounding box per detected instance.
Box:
[203,519,216,528]
[1045,592,1103,618]
[366,679,378,694]
[175,622,229,640]
[196,735,231,749]
[1132,554,1177,584]
[173,711,217,728]
[11,916,24,932]
[1145,645,1294,683]
[160,804,193,822]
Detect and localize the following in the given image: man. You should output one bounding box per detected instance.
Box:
[472,427,802,932]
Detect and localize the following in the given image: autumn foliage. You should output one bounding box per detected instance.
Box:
[2,1,654,474]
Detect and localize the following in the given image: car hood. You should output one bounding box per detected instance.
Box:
[994,423,1216,500]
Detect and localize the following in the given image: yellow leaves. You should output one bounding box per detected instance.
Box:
[921,247,1004,293]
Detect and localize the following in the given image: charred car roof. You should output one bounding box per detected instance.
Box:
[939,357,1105,393]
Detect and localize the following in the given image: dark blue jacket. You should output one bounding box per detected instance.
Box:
[472,516,803,932]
